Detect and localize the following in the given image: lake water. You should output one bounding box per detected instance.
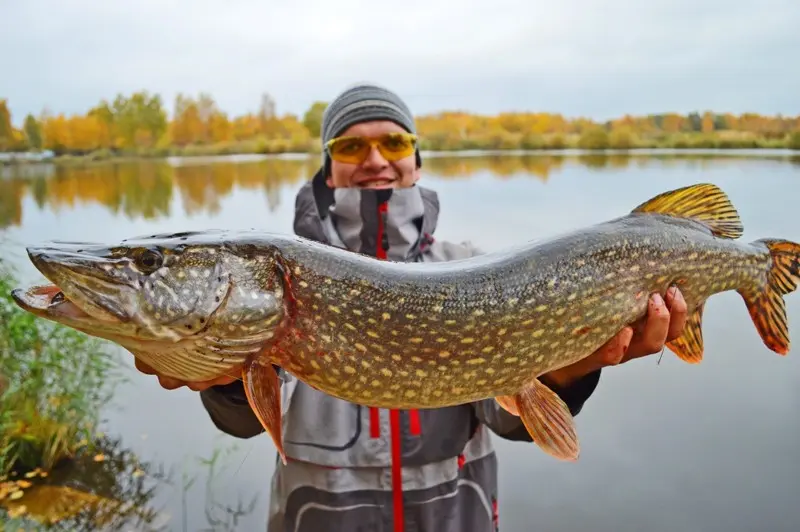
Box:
[2,151,800,531]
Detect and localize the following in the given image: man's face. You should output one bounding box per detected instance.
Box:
[325,120,420,190]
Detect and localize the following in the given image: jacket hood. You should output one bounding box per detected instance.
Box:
[293,167,441,261]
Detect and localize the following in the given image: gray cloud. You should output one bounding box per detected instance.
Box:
[1,0,798,125]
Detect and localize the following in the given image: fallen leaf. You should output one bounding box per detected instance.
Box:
[93,454,106,462]
[8,504,27,518]
[9,490,24,500]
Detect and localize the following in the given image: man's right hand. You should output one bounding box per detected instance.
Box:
[134,359,242,392]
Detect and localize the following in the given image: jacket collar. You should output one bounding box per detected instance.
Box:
[293,168,440,261]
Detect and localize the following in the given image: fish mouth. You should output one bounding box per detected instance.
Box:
[11,243,136,325]
[11,283,93,321]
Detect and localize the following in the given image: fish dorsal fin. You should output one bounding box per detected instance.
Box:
[631,183,743,239]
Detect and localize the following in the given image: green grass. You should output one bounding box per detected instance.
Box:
[0,255,123,477]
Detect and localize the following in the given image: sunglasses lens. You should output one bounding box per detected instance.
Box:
[328,137,369,163]
[378,133,415,159]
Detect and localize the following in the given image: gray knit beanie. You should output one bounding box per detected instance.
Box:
[321,83,421,173]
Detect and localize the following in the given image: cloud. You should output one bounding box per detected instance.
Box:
[1,0,798,125]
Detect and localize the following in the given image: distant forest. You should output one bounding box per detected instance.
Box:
[1,91,799,159]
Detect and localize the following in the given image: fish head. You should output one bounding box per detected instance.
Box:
[11,231,287,370]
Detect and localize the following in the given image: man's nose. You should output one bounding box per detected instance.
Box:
[361,145,389,168]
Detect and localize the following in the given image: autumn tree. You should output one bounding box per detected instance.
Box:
[0,99,13,151]
[110,91,168,149]
[303,101,328,138]
[23,114,43,150]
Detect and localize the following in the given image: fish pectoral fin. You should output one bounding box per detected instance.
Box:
[243,358,287,465]
[666,302,705,363]
[495,394,520,416]
[739,238,800,355]
[631,183,743,239]
[515,378,580,462]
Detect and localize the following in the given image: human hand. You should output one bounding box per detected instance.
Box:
[542,286,688,388]
[133,358,241,392]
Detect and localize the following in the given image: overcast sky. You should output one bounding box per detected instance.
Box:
[2,0,798,125]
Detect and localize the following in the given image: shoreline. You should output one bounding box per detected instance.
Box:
[3,145,800,168]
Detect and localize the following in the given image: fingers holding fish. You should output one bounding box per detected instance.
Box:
[134,357,239,391]
[623,290,685,361]
[664,285,688,343]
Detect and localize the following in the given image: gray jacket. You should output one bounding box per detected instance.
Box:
[199,170,602,532]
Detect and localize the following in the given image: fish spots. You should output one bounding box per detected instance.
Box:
[573,326,591,335]
[439,351,451,358]
[466,358,486,365]
[381,368,393,377]
[329,305,341,314]
[344,366,356,374]
[532,329,544,338]
[535,304,548,312]
[382,312,391,320]
[461,337,475,344]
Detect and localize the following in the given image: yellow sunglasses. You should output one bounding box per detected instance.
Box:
[325,132,418,164]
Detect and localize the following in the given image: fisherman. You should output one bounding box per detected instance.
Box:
[135,83,688,532]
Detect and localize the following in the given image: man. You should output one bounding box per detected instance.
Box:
[136,83,687,531]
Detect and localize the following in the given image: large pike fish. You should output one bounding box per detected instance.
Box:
[10,183,800,463]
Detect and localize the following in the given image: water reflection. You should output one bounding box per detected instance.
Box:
[1,434,171,530]
[1,434,257,531]
[2,151,799,229]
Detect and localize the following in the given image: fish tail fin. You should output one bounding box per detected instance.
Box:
[739,238,800,355]
[631,183,743,239]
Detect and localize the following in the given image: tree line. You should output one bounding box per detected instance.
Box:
[1,91,799,160]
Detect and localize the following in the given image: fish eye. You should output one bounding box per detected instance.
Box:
[134,249,163,273]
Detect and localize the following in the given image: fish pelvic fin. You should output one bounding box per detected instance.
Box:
[631,183,743,239]
[243,358,287,464]
[666,301,705,363]
[739,239,800,355]
[515,378,580,462]
[495,394,519,416]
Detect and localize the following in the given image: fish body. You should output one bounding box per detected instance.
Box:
[11,183,800,463]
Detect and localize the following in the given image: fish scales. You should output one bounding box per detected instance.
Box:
[268,213,770,409]
[11,183,800,464]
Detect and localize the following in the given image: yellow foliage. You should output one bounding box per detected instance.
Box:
[2,91,799,156]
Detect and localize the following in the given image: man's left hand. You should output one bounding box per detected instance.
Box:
[542,286,688,388]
